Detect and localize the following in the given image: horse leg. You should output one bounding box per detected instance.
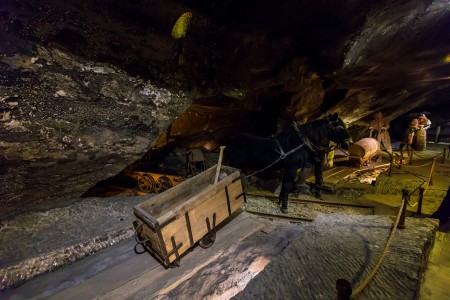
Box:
[279,167,297,213]
[313,159,324,199]
[295,164,313,196]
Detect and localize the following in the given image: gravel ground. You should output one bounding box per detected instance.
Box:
[0,195,147,289]
[244,195,374,220]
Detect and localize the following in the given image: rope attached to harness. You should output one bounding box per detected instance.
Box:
[243,120,341,179]
[244,141,305,179]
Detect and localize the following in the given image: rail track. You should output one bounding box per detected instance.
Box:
[245,192,376,220]
[244,209,314,223]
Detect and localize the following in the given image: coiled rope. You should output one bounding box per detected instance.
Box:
[351,194,406,298]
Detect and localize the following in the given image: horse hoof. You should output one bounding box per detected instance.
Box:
[280,207,289,214]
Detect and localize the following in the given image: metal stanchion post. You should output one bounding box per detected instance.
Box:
[430,157,436,187]
[398,189,409,229]
[417,187,424,215]
[435,125,441,144]
[389,154,393,176]
[336,278,352,300]
[424,157,437,195]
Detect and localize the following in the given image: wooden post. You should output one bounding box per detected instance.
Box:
[417,187,424,215]
[398,151,403,169]
[443,147,448,164]
[398,189,409,229]
[435,125,441,144]
[214,146,226,184]
[425,157,437,195]
[336,278,352,300]
[429,157,436,186]
[389,154,394,176]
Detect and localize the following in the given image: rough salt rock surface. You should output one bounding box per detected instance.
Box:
[233,213,438,300]
[0,195,147,290]
[0,42,190,220]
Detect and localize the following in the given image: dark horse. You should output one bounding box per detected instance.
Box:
[225,112,351,213]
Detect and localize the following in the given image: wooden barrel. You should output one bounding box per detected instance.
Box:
[348,138,379,159]
[415,128,427,150]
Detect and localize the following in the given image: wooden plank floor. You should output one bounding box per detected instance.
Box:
[306,166,356,191]
[5,212,265,300]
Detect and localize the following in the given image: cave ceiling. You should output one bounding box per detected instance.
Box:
[1,0,449,218]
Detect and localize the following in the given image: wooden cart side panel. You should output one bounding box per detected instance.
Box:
[226,178,245,212]
[138,167,216,215]
[161,179,244,264]
[157,171,241,226]
[158,216,192,264]
[133,206,159,228]
[161,188,229,263]
[133,214,165,258]
[141,224,165,258]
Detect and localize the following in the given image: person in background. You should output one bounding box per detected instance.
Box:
[417,113,431,130]
[399,117,419,152]
[369,111,393,154]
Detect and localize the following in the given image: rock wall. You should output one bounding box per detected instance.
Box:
[0,39,190,219]
[1,0,449,218]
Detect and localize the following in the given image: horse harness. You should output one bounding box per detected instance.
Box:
[276,121,337,157]
[244,121,336,179]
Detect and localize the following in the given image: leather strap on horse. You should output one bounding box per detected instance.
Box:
[243,121,328,179]
[274,137,305,160]
[292,121,336,153]
[244,141,305,179]
[292,121,316,153]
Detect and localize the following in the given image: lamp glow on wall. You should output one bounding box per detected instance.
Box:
[443,54,450,63]
[171,12,193,39]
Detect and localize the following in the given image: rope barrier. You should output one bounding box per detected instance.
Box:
[395,161,433,168]
[408,151,442,159]
[407,194,418,208]
[350,192,407,298]
[391,166,428,181]
[407,180,426,197]
[411,152,426,159]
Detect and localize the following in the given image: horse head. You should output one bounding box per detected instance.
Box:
[327,112,352,150]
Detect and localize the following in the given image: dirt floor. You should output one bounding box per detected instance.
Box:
[1,142,449,299]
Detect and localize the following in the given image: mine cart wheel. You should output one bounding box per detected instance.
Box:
[169,259,180,268]
[134,242,147,255]
[154,176,173,193]
[138,174,155,193]
[199,229,216,249]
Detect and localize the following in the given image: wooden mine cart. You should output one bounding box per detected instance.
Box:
[133,165,245,267]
